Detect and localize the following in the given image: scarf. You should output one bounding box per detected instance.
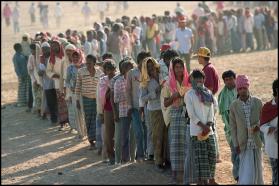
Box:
[72,48,85,65]
[192,79,214,106]
[169,60,190,95]
[260,99,278,126]
[140,57,160,88]
[49,39,64,65]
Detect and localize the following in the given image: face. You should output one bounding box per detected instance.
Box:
[106,68,115,78]
[147,61,157,78]
[86,61,95,72]
[179,22,186,28]
[237,87,249,98]
[224,77,236,89]
[174,62,184,78]
[124,64,133,76]
[195,77,205,86]
[31,48,36,55]
[22,37,28,42]
[72,53,80,65]
[42,47,50,57]
[51,42,60,54]
[197,56,204,65]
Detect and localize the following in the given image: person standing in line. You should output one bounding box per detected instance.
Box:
[12,5,20,34]
[229,75,263,184]
[218,70,239,182]
[260,79,278,185]
[81,2,92,26]
[184,69,218,185]
[175,16,194,73]
[196,47,221,163]
[28,2,36,25]
[244,7,254,51]
[3,3,12,27]
[54,2,63,28]
[13,43,29,107]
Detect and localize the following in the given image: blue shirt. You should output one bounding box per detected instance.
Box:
[12,52,28,77]
[254,13,265,29]
[65,64,85,89]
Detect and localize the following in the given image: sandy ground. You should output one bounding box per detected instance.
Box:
[1,1,277,185]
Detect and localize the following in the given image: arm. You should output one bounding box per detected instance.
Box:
[126,70,133,108]
[75,70,82,97]
[27,55,36,82]
[140,86,157,103]
[229,104,238,148]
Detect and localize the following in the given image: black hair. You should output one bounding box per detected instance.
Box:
[222,70,236,80]
[120,61,133,75]
[30,43,36,50]
[102,53,113,61]
[13,43,22,51]
[272,79,278,97]
[163,49,179,62]
[136,51,151,64]
[86,54,97,64]
[171,57,184,68]
[191,69,205,79]
[103,60,116,71]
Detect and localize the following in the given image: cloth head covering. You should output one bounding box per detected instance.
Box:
[160,44,171,52]
[65,44,76,51]
[140,57,160,88]
[72,48,85,65]
[41,42,50,48]
[236,75,250,90]
[49,39,64,65]
[169,58,190,95]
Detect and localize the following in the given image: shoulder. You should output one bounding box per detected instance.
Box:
[251,96,262,105]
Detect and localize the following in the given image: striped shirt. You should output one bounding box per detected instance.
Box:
[75,67,102,99]
[114,75,130,117]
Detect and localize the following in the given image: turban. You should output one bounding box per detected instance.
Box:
[236,75,250,90]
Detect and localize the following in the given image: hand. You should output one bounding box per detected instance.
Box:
[202,125,211,136]
[268,127,276,135]
[99,114,104,124]
[52,74,60,79]
[252,126,260,133]
[114,115,120,122]
[76,100,81,110]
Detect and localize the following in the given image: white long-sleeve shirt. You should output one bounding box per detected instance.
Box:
[244,15,254,33]
[260,99,278,159]
[184,88,217,136]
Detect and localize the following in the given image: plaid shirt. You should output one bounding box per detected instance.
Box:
[240,96,257,149]
[114,75,130,117]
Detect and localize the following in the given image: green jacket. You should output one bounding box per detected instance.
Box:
[229,96,263,152]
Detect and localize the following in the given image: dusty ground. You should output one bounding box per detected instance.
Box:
[1,1,277,185]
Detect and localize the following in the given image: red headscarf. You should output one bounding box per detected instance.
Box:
[168,58,190,94]
[72,48,85,65]
[260,100,278,126]
[49,39,64,65]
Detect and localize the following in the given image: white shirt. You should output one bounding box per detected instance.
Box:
[184,88,217,136]
[55,5,62,17]
[244,15,254,33]
[260,99,278,159]
[175,27,193,54]
[46,56,64,90]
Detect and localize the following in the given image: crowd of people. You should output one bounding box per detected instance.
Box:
[8,1,278,185]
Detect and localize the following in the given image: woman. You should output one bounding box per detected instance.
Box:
[161,57,190,184]
[140,57,168,172]
[66,49,87,137]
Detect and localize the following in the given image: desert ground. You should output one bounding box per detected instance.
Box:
[1,1,278,185]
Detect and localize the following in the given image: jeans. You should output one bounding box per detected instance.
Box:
[130,109,144,159]
[45,89,58,123]
[246,32,254,50]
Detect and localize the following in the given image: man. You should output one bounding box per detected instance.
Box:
[175,16,194,73]
[159,48,179,80]
[107,23,122,68]
[13,43,29,107]
[3,3,12,27]
[126,52,151,162]
[81,2,91,26]
[229,75,263,184]
[260,79,278,185]
[54,2,63,28]
[244,8,254,51]
[185,69,218,185]
[218,70,239,181]
[197,47,221,163]
[75,55,102,150]
[28,2,35,25]
[174,2,185,17]
[146,17,159,58]
[38,42,57,125]
[12,5,20,34]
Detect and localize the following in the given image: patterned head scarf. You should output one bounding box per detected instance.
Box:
[49,39,64,65]
[140,57,160,88]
